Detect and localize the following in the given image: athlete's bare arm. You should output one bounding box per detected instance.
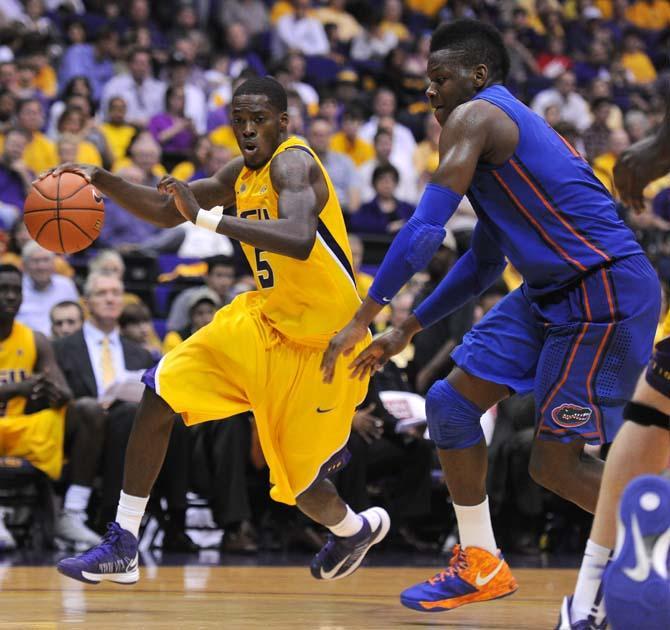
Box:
[33,332,72,407]
[42,158,245,228]
[614,90,670,212]
[0,333,72,406]
[162,149,327,260]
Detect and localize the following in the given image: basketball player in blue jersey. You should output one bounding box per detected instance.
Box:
[555,92,670,630]
[322,19,661,619]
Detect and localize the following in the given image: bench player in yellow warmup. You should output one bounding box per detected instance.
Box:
[54,77,390,584]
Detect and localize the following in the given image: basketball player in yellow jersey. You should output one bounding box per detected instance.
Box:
[0,264,104,550]
[0,264,69,482]
[53,77,390,585]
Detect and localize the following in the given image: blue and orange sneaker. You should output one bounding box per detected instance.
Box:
[310,507,390,580]
[602,475,670,630]
[57,522,139,585]
[400,544,518,612]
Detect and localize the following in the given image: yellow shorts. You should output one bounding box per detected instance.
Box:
[149,292,370,505]
[0,407,67,480]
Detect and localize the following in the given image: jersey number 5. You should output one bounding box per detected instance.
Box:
[254,248,274,289]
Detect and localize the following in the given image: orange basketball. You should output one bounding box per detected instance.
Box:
[24,171,105,254]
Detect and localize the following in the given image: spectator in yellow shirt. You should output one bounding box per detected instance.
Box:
[57,107,102,167]
[380,0,411,42]
[592,128,630,195]
[413,113,441,191]
[621,29,657,84]
[208,123,241,157]
[405,0,446,19]
[14,98,57,174]
[270,0,294,23]
[329,105,375,166]
[112,130,167,179]
[626,0,670,30]
[315,0,363,43]
[26,50,57,99]
[100,97,137,163]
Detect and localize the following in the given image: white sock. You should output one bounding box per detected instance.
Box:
[329,506,364,537]
[454,496,497,554]
[571,539,612,624]
[116,491,149,538]
[63,485,92,513]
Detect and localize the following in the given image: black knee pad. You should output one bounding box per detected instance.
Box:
[623,401,670,431]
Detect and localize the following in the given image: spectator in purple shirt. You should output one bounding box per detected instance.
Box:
[0,128,33,229]
[148,84,197,169]
[349,164,414,235]
[58,26,118,104]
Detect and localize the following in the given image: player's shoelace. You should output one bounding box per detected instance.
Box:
[428,545,469,585]
[77,522,125,565]
[316,527,370,568]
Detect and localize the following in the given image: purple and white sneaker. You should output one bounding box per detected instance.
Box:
[555,595,607,629]
[57,522,139,585]
[311,507,390,581]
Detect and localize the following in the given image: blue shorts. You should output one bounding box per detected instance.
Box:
[452,255,661,445]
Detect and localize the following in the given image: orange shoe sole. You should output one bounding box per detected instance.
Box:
[414,579,519,612]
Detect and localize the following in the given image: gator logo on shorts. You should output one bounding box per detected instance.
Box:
[551,403,593,428]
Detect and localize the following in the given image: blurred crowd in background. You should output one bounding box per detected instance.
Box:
[1,0,670,559]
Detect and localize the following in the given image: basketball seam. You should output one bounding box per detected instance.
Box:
[33,177,89,201]
[32,218,97,251]
[56,174,65,254]
[57,217,99,242]
[33,218,52,244]
[24,208,104,214]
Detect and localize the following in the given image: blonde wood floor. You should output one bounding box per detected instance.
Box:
[0,566,573,629]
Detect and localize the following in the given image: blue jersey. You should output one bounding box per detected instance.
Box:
[468,85,642,297]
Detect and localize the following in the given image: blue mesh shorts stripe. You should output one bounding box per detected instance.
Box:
[451,254,660,444]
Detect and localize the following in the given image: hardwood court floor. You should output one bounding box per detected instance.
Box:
[0,566,573,629]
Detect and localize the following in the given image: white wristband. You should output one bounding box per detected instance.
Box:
[195,209,221,232]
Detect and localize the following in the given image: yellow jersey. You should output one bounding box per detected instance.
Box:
[329,132,375,166]
[0,131,58,175]
[100,122,136,162]
[235,136,361,348]
[0,321,37,417]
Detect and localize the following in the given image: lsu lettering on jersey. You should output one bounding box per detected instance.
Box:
[0,321,37,416]
[235,136,361,348]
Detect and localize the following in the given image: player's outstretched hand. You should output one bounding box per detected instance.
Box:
[34,163,98,184]
[321,319,370,384]
[614,135,670,213]
[349,327,413,381]
[158,176,199,222]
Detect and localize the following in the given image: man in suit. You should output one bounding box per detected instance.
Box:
[55,270,195,550]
